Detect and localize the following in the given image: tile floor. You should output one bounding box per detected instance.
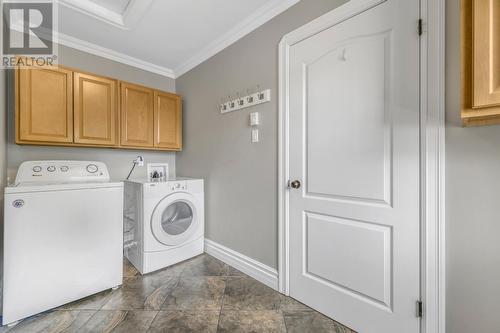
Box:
[0,254,355,332]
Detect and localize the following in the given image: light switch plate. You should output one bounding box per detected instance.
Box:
[250,112,260,126]
[251,129,259,143]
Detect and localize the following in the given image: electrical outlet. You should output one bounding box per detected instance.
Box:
[251,129,259,143]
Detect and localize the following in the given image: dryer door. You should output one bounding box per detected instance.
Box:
[151,192,199,246]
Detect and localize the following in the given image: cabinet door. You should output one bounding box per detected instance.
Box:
[473,0,500,108]
[74,72,118,145]
[17,66,73,143]
[120,82,154,147]
[154,91,182,150]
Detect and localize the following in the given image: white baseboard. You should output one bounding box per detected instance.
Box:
[204,239,279,291]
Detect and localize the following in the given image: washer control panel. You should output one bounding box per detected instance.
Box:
[15,161,110,184]
[170,181,187,191]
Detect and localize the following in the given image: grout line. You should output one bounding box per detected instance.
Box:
[146,310,161,333]
[216,272,227,332]
[282,309,290,333]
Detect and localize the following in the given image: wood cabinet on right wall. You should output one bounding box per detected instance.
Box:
[462,0,500,126]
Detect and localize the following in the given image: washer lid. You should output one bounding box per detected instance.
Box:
[151,192,199,246]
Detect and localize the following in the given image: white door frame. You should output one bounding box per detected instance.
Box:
[277,0,446,332]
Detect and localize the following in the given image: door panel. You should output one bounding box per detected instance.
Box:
[288,1,420,332]
[120,82,154,147]
[18,66,73,143]
[154,91,182,149]
[306,33,391,204]
[74,73,117,145]
[305,212,392,307]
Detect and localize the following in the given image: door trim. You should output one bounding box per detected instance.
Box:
[277,1,446,333]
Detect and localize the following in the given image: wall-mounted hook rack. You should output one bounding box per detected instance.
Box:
[219,89,271,114]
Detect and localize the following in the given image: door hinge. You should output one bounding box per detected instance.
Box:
[418,19,423,36]
[416,301,423,318]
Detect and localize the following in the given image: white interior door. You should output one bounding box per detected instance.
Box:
[287,1,420,332]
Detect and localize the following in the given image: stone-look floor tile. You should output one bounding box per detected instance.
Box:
[283,310,356,333]
[7,310,95,333]
[60,289,114,310]
[60,310,97,333]
[78,310,157,333]
[161,277,226,311]
[123,259,139,278]
[181,254,227,277]
[224,265,246,277]
[123,272,180,295]
[222,276,281,311]
[279,295,313,312]
[148,311,219,333]
[102,275,179,311]
[217,310,286,333]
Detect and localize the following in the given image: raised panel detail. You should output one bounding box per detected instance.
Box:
[473,0,500,108]
[305,33,392,205]
[304,212,392,308]
[154,91,182,150]
[18,67,73,143]
[74,73,117,145]
[120,82,154,147]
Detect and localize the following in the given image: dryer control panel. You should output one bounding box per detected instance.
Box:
[15,161,110,184]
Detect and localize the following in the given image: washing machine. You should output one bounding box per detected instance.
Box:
[3,161,123,325]
[124,178,204,274]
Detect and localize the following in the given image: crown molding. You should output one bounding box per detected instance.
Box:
[174,0,301,77]
[8,17,175,79]
[13,0,301,79]
[56,31,176,78]
[58,0,153,30]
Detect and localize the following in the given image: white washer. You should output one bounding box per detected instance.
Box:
[3,161,123,325]
[124,178,204,274]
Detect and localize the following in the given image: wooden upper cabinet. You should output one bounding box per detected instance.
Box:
[154,91,182,150]
[462,0,500,125]
[473,0,500,108]
[17,66,73,143]
[16,63,182,151]
[74,72,118,145]
[120,82,154,147]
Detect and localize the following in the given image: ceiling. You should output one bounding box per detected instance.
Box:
[87,0,131,14]
[56,0,300,78]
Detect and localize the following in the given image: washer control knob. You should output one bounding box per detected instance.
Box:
[47,166,56,172]
[176,183,181,188]
[86,164,98,174]
[60,166,69,172]
[32,166,42,173]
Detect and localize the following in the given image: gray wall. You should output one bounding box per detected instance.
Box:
[7,45,176,182]
[176,0,347,269]
[445,0,500,332]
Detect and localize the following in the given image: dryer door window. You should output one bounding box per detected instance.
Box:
[151,193,199,246]
[161,202,193,236]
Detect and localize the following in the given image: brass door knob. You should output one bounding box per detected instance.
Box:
[290,180,301,189]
